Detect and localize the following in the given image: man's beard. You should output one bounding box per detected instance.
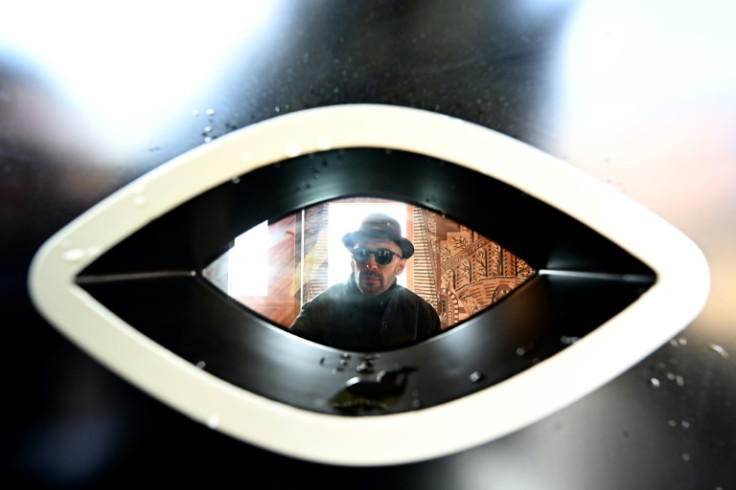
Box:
[358,270,384,294]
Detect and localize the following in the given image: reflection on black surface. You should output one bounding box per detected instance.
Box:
[330,366,417,415]
[203,197,536,343]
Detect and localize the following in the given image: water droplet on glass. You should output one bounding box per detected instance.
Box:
[675,375,685,386]
[339,359,348,367]
[666,372,676,381]
[285,144,301,157]
[203,125,212,133]
[341,353,351,359]
[469,370,483,383]
[605,176,622,188]
[206,108,215,116]
[204,137,212,143]
[678,337,688,346]
[670,339,679,347]
[274,106,280,113]
[62,249,86,262]
[331,367,344,374]
[561,336,580,345]
[412,399,421,409]
[356,361,374,374]
[649,377,661,388]
[668,420,678,428]
[196,360,206,369]
[192,109,200,116]
[681,420,690,429]
[515,343,535,357]
[207,415,219,429]
[709,344,729,358]
[231,177,241,184]
[681,453,690,462]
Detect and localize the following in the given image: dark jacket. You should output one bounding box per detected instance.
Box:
[290,277,441,351]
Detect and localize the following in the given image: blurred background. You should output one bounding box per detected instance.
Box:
[2,1,734,488]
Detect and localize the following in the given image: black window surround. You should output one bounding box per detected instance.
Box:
[76,147,656,414]
[29,105,708,466]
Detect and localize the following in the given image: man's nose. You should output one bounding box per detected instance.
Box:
[365,254,378,269]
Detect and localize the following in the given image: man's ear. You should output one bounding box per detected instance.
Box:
[395,258,407,275]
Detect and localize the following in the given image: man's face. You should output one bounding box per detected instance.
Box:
[350,238,407,296]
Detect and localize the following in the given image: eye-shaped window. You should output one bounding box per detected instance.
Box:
[70,144,657,414]
[29,105,709,465]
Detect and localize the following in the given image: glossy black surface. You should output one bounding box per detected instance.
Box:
[79,149,654,275]
[78,273,650,414]
[3,1,735,488]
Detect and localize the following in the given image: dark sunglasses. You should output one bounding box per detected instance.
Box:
[351,247,402,265]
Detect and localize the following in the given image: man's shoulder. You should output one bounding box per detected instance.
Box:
[304,281,350,307]
[393,285,433,308]
[389,285,441,333]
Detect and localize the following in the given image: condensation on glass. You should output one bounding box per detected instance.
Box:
[203,197,536,333]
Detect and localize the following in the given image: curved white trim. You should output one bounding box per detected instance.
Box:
[28,104,710,466]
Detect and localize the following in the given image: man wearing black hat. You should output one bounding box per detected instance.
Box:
[290,213,442,351]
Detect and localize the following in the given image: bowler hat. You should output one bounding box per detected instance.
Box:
[342,213,414,259]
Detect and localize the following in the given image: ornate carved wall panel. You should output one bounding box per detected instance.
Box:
[411,208,535,329]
